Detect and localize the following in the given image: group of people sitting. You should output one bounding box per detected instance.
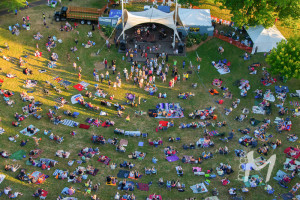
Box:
[92,134,106,144]
[218,146,229,155]
[178,92,195,99]
[49,133,63,143]
[164,146,177,156]
[217,163,234,176]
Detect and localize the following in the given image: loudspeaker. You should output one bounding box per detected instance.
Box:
[119,40,126,51]
[178,43,184,53]
[178,32,184,40]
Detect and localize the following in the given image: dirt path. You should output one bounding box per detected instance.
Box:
[186,36,213,52]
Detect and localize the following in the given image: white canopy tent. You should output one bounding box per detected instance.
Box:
[178,8,212,27]
[246,25,286,54]
[119,8,181,44]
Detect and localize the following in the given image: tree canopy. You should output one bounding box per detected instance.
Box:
[266,36,300,80]
[1,0,27,12]
[215,0,300,28]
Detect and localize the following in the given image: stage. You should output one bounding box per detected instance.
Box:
[116,23,186,62]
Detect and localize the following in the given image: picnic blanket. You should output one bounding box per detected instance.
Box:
[190,183,208,193]
[273,170,287,181]
[166,155,179,162]
[20,125,40,136]
[137,183,149,191]
[79,124,90,129]
[252,106,265,115]
[28,171,48,184]
[0,127,5,135]
[254,156,267,166]
[281,193,295,200]
[138,142,144,147]
[159,121,169,127]
[24,80,38,88]
[53,169,68,177]
[0,174,5,184]
[61,119,78,127]
[118,181,134,191]
[149,195,162,200]
[275,86,289,93]
[98,156,111,165]
[71,94,83,104]
[284,158,300,171]
[73,84,85,91]
[120,139,128,146]
[56,150,70,158]
[61,187,76,195]
[10,150,26,160]
[243,175,265,187]
[117,170,130,178]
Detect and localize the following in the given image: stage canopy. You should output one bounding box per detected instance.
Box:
[119,8,180,41]
[246,25,286,54]
[178,8,212,27]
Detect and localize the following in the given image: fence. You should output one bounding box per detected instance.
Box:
[214,33,252,53]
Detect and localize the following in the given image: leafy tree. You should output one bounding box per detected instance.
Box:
[1,0,27,12]
[215,0,300,28]
[178,0,210,7]
[266,36,300,80]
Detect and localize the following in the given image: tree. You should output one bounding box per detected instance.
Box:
[266,36,300,80]
[0,0,27,12]
[178,0,209,7]
[215,0,300,28]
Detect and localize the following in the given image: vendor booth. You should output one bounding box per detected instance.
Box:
[177,8,214,36]
[246,25,286,54]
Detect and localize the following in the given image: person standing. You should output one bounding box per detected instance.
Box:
[104,59,107,69]
[78,66,82,73]
[15,9,18,15]
[182,60,185,69]
[67,53,70,62]
[78,72,81,80]
[26,15,30,23]
[73,62,77,70]
[100,73,104,83]
[105,71,109,80]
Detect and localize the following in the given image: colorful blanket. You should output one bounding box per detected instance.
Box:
[190,183,208,193]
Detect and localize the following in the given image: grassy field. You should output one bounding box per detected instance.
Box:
[0,1,299,200]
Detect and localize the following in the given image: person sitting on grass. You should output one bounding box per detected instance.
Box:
[5,164,21,172]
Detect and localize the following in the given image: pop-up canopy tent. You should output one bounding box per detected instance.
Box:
[177,8,214,36]
[246,25,286,54]
[118,8,181,43]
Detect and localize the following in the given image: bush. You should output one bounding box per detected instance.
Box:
[202,33,208,41]
[102,25,114,38]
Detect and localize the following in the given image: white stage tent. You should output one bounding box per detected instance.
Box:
[118,8,181,42]
[246,25,286,54]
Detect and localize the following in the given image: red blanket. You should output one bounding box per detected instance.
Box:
[79,124,90,129]
[159,121,168,127]
[73,84,84,91]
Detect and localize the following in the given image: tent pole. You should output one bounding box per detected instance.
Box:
[122,0,125,40]
[173,0,178,48]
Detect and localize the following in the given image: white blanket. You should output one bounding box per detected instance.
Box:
[252,106,265,115]
[0,174,5,184]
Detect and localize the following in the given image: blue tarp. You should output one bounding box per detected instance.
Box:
[157,6,170,13]
[109,9,122,18]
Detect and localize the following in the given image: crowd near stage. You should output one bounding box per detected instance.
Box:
[116,23,185,62]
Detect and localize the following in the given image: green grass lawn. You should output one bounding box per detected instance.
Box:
[0,1,299,200]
